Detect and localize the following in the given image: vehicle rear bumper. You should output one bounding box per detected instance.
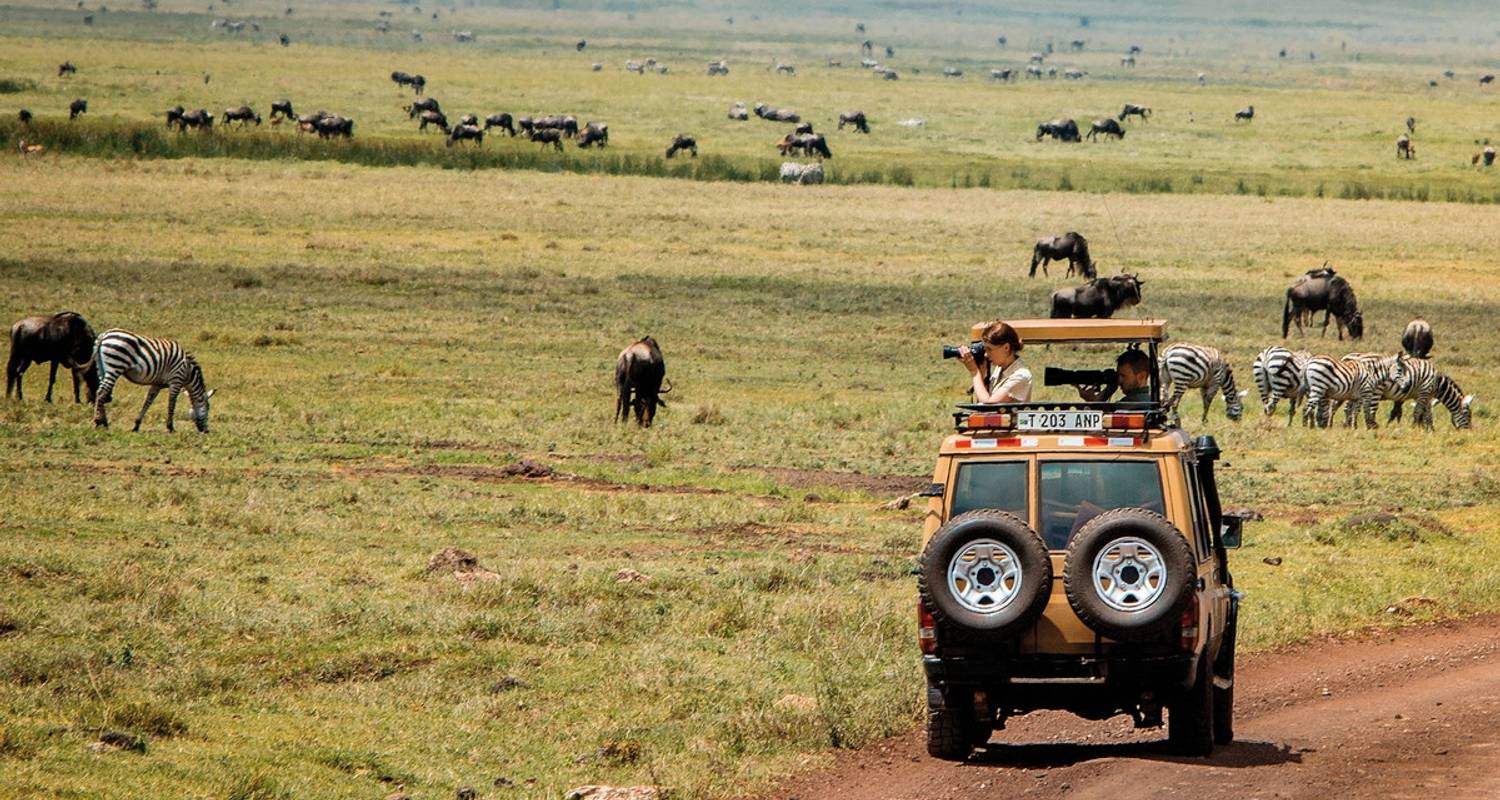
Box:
[924,650,1198,695]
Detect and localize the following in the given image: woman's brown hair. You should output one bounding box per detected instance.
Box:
[980,321,1023,353]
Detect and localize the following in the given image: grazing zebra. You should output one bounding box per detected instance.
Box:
[1375,355,1437,428]
[1393,371,1473,429]
[93,329,215,432]
[1160,343,1247,421]
[1304,353,1404,428]
[1251,346,1310,423]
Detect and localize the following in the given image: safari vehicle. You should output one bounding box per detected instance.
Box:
[917,319,1246,759]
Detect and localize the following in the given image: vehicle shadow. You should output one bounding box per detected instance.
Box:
[968,738,1303,769]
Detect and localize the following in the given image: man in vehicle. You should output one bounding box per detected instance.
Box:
[1077,348,1152,403]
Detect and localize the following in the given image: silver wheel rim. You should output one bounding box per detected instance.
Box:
[946,538,1024,615]
[1091,537,1167,612]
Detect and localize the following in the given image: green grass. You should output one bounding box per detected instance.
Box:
[1,156,1499,797]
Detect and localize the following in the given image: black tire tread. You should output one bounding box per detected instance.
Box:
[1169,655,1215,756]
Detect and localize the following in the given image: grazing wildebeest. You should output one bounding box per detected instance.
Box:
[279,33,290,46]
[165,105,185,127]
[314,115,353,138]
[615,336,669,427]
[269,100,294,121]
[58,61,77,77]
[7,312,98,403]
[997,35,1006,47]
[516,116,534,135]
[707,59,729,76]
[1282,268,1363,340]
[885,45,894,57]
[455,113,479,128]
[774,62,796,76]
[779,162,824,184]
[1401,319,1433,358]
[753,103,800,123]
[576,39,586,51]
[483,112,516,136]
[664,133,697,158]
[1481,74,1495,86]
[295,111,329,133]
[223,105,261,126]
[82,14,92,24]
[532,115,578,138]
[1025,65,1043,79]
[1235,104,1254,121]
[417,109,449,132]
[176,108,214,131]
[1480,146,1498,167]
[942,67,963,78]
[991,68,1015,81]
[530,128,563,151]
[1070,39,1085,51]
[405,97,441,118]
[18,109,32,124]
[777,133,831,159]
[1035,118,1080,142]
[69,98,87,119]
[1396,134,1413,159]
[838,110,869,133]
[1406,116,1416,134]
[793,121,813,135]
[1087,118,1125,140]
[576,121,608,148]
[727,102,748,120]
[1064,69,1087,80]
[1050,274,1144,319]
[446,124,482,147]
[1029,232,1095,278]
[1119,103,1151,122]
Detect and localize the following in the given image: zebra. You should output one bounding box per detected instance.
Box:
[1251,346,1310,423]
[1393,371,1473,429]
[1303,353,1404,428]
[1159,343,1247,421]
[1374,355,1437,428]
[93,329,215,432]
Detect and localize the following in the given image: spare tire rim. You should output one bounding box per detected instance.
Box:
[946,538,1024,615]
[1092,536,1167,612]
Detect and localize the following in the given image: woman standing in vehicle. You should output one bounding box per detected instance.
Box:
[958,320,1032,402]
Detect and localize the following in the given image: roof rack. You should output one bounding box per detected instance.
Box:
[968,318,1168,344]
[953,401,1172,434]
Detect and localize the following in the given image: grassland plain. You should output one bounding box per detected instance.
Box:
[2,0,1500,196]
[2,156,1500,798]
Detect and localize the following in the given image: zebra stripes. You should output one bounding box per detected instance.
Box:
[1252,346,1310,423]
[1374,355,1438,428]
[1303,353,1405,428]
[93,329,214,432]
[1160,343,1246,421]
[1406,372,1474,429]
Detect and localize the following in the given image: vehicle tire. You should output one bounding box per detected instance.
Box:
[1213,616,1237,745]
[918,510,1052,644]
[1168,652,1215,756]
[1062,508,1196,642]
[925,682,975,761]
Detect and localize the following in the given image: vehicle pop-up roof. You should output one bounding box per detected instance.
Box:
[955,318,1172,434]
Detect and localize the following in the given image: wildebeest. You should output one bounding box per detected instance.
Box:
[615,336,669,427]
[7,312,98,403]
[390,71,426,94]
[483,112,516,136]
[576,39,586,51]
[269,100,294,120]
[69,98,88,119]
[1401,319,1433,358]
[446,124,482,147]
[58,61,77,77]
[838,110,869,133]
[1481,74,1495,86]
[1050,274,1144,319]
[1396,134,1413,159]
[1025,65,1042,79]
[455,113,479,128]
[727,102,748,120]
[1070,39,1085,51]
[773,62,797,76]
[1064,69,1087,80]
[405,97,441,118]
[165,104,185,127]
[706,59,729,76]
[753,103,800,123]
[1087,118,1125,140]
[1119,103,1151,122]
[991,68,1015,81]
[793,121,813,135]
[664,133,697,158]
[1478,146,1498,167]
[779,162,824,184]
[996,35,1006,47]
[1282,267,1363,340]
[777,132,831,159]
[1405,116,1416,134]
[314,115,353,138]
[176,108,214,131]
[1036,118,1080,142]
[1030,232,1095,279]
[279,33,290,46]
[223,105,261,126]
[295,111,330,133]
[1234,104,1254,121]
[575,121,608,148]
[532,115,579,138]
[942,67,963,78]
[17,109,32,124]
[417,109,449,132]
[530,128,563,151]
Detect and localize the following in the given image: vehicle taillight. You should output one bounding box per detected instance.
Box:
[1105,413,1146,429]
[963,412,1013,431]
[918,600,937,655]
[1179,593,1201,653]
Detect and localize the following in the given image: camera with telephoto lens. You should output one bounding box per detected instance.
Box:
[1045,367,1118,392]
[941,342,986,360]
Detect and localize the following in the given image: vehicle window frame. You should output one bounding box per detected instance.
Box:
[1035,456,1167,551]
[1182,455,1213,561]
[946,458,1033,526]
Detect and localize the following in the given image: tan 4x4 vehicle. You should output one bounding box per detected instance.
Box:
[917,319,1247,759]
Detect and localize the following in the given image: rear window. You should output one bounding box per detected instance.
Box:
[1039,460,1165,549]
[949,461,1028,520]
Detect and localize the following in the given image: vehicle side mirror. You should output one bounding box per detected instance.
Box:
[1220,516,1244,549]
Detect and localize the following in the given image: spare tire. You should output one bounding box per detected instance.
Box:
[919,509,1052,644]
[1063,508,1196,642]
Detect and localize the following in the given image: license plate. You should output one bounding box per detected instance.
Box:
[1016,410,1103,431]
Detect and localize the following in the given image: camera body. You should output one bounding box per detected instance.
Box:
[1044,366,1118,391]
[941,342,986,360]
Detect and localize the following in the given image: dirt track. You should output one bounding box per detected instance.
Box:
[768,617,1500,800]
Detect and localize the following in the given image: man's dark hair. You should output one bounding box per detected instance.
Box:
[1117,348,1152,373]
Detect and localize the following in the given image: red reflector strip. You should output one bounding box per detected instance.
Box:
[953,438,1022,449]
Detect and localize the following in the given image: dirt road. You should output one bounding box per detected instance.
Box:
[768,617,1500,800]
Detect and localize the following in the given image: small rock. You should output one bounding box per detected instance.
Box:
[386,793,411,800]
[490,675,526,692]
[703,566,719,576]
[880,493,914,511]
[493,776,513,788]
[564,787,662,800]
[803,493,822,503]
[615,568,651,584]
[1262,556,1283,566]
[500,459,556,478]
[89,731,144,753]
[1320,687,1332,697]
[427,547,500,583]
